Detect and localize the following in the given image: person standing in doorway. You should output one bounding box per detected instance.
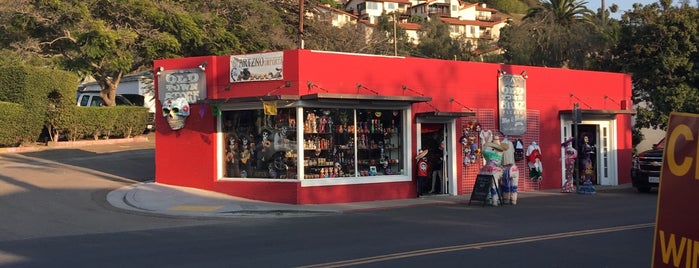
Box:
[429,140,445,194]
[415,149,429,197]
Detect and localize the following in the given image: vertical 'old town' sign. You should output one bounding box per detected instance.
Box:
[498,74,527,135]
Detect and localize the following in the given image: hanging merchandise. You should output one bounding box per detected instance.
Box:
[561,137,577,193]
[480,129,493,150]
[500,136,519,205]
[460,132,471,167]
[514,139,525,161]
[526,141,543,181]
[501,136,515,166]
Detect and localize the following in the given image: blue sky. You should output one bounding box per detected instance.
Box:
[584,0,660,18]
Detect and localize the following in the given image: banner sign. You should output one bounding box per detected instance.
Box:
[498,74,527,135]
[652,112,699,268]
[157,68,206,103]
[230,51,283,83]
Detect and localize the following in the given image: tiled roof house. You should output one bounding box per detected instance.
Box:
[318,0,508,50]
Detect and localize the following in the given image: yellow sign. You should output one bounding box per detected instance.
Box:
[652,112,699,268]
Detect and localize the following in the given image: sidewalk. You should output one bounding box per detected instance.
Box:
[106,181,634,218]
[106,182,474,218]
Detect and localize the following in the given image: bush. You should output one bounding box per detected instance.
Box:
[0,102,31,146]
[66,106,148,140]
[0,66,78,144]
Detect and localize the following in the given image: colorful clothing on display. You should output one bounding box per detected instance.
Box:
[501,164,519,205]
[479,149,503,206]
[526,141,543,181]
[561,138,577,193]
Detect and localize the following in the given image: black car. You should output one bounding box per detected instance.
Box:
[631,138,664,193]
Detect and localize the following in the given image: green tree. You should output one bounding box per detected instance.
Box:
[367,12,415,56]
[610,2,699,130]
[498,0,602,68]
[524,0,593,25]
[0,0,241,106]
[303,21,371,53]
[414,18,468,60]
[199,0,296,53]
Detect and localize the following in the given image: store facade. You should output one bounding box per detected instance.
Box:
[153,49,633,204]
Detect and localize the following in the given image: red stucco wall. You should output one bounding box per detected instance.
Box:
[154,49,633,204]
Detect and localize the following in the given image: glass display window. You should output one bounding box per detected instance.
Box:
[221,105,406,182]
[221,108,298,179]
[302,108,403,179]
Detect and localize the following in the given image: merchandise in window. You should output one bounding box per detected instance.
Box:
[302,108,403,179]
[222,109,298,179]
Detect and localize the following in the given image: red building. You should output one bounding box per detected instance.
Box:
[153,49,634,204]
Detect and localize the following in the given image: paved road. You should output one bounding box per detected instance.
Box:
[0,139,658,267]
[0,140,236,243]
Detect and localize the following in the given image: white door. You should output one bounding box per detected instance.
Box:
[560,119,617,186]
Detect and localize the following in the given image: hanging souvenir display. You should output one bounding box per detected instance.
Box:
[526,141,543,181]
[514,139,525,161]
[460,126,480,166]
[561,137,577,193]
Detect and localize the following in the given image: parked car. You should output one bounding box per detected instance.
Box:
[120,93,156,131]
[77,91,134,107]
[631,138,664,193]
[77,91,154,131]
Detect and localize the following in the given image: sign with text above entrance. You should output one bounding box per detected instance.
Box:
[498,74,526,136]
[157,68,207,103]
[652,112,699,268]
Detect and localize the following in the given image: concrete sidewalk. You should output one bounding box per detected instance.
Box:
[106,182,474,218]
[106,181,633,218]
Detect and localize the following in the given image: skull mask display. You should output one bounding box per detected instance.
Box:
[162,97,191,130]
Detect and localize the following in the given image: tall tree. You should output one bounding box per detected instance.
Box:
[0,0,242,106]
[610,2,699,130]
[414,18,467,60]
[524,0,593,25]
[499,0,601,68]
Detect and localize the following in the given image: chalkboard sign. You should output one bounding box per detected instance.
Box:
[469,174,494,206]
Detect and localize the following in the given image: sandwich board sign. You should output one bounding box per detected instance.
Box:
[651,112,699,267]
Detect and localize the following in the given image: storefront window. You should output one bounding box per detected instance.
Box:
[222,107,404,180]
[302,108,403,179]
[222,108,298,179]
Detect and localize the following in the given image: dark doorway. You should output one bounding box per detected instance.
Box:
[576,124,598,185]
[421,123,445,194]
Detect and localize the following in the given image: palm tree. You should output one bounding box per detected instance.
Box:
[524,0,594,25]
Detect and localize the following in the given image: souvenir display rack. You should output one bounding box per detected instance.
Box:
[302,108,403,179]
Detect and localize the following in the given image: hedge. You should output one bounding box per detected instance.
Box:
[0,66,149,146]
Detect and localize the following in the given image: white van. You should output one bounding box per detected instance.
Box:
[76,90,154,131]
[78,72,156,130]
[76,91,134,107]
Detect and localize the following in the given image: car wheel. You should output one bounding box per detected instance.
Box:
[637,186,651,193]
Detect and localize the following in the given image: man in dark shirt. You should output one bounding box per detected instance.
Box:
[429,140,445,194]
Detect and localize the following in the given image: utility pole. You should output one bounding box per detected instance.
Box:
[299,0,305,49]
[393,12,397,56]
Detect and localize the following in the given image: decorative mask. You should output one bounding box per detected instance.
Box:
[162,97,190,130]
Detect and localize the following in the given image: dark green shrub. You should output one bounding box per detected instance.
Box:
[0,66,78,145]
[0,102,31,146]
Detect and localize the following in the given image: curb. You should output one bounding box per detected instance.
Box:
[0,136,150,154]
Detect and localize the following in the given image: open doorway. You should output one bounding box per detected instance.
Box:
[420,123,447,195]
